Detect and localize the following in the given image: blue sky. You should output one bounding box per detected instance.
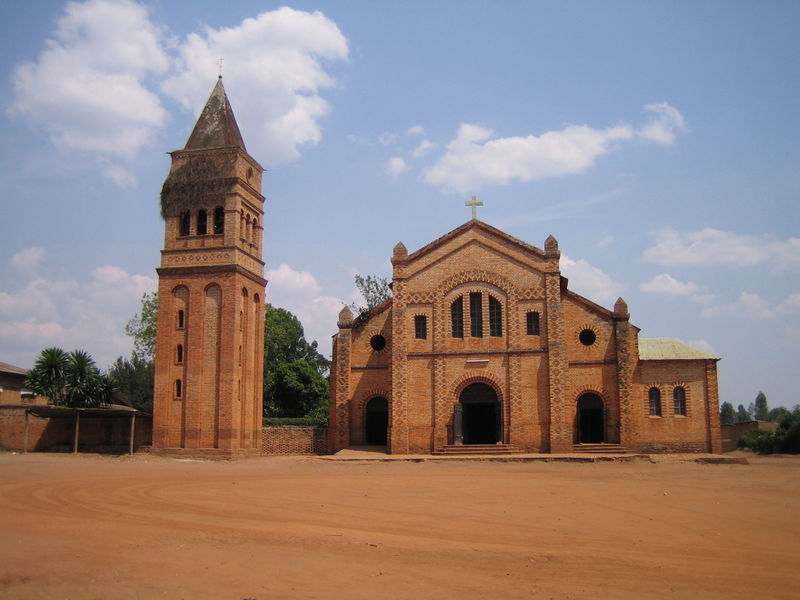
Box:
[1,1,798,410]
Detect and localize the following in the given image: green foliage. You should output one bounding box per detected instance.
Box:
[349,274,392,320]
[25,347,68,405]
[753,391,769,421]
[108,355,154,413]
[768,406,792,423]
[719,401,736,425]
[735,404,753,423]
[263,304,329,421]
[737,405,800,454]
[26,347,113,408]
[125,292,158,362]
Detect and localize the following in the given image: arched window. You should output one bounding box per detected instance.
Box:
[451,297,464,338]
[469,292,483,337]
[489,296,502,337]
[197,209,207,235]
[179,211,190,236]
[673,387,686,416]
[177,310,184,329]
[176,344,183,363]
[175,379,182,398]
[251,217,258,242]
[648,387,662,416]
[526,311,540,335]
[213,206,225,234]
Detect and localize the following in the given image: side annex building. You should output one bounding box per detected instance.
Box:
[329,219,723,455]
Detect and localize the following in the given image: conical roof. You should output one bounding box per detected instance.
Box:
[184,78,246,151]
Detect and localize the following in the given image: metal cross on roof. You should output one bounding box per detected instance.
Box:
[465,195,483,220]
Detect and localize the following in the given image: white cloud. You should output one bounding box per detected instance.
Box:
[406,125,425,136]
[378,132,399,145]
[266,264,343,356]
[702,292,776,319]
[597,235,614,249]
[638,102,687,145]
[103,163,137,188]
[0,263,156,369]
[11,247,46,273]
[162,7,348,165]
[8,0,169,159]
[643,228,800,270]
[9,2,349,178]
[777,293,800,315]
[423,103,686,194]
[640,273,699,296]
[412,139,436,158]
[560,254,626,305]
[385,157,409,180]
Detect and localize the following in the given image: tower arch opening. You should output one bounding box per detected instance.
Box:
[365,397,389,446]
[576,393,604,443]
[459,382,501,444]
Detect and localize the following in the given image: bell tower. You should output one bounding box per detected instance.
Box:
[152,78,266,456]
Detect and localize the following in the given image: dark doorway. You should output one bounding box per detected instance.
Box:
[365,397,389,445]
[460,383,501,444]
[577,393,604,443]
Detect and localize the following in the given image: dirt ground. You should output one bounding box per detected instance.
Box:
[0,452,798,600]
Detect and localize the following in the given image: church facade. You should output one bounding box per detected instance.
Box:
[329,219,722,454]
[151,79,266,457]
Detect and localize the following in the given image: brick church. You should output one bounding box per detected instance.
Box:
[329,216,723,454]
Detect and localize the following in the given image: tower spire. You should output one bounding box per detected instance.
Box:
[184,78,246,151]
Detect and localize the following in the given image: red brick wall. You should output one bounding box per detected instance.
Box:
[262,426,327,455]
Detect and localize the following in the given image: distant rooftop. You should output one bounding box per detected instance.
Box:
[639,338,719,361]
[0,361,29,376]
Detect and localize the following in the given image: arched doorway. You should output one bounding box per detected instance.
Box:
[577,393,604,443]
[459,383,501,444]
[365,397,389,445]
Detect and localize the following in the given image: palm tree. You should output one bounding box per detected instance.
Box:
[64,350,102,408]
[25,347,68,405]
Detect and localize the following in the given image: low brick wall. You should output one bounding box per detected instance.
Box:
[721,421,779,452]
[262,426,327,455]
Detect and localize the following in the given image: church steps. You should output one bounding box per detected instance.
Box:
[572,443,629,454]
[433,444,523,455]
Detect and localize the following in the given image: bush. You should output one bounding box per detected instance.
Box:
[738,429,779,454]
[263,416,328,427]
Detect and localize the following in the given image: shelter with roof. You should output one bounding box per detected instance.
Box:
[329,219,722,454]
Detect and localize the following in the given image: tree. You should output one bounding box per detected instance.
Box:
[349,274,391,320]
[719,401,736,425]
[735,404,753,423]
[263,304,329,419]
[767,406,791,423]
[108,355,154,413]
[753,391,769,421]
[25,347,68,405]
[26,347,112,408]
[125,291,158,362]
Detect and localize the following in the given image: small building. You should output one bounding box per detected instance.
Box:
[329,219,723,454]
[0,361,44,406]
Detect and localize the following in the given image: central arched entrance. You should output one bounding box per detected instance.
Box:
[459,383,501,444]
[577,393,604,443]
[365,397,389,445]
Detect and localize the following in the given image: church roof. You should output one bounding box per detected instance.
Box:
[406,219,549,262]
[0,361,28,376]
[184,78,246,151]
[639,338,719,361]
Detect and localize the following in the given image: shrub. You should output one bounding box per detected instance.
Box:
[737,429,779,454]
[263,416,328,427]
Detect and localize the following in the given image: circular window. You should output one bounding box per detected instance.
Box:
[579,329,596,346]
[370,335,387,352]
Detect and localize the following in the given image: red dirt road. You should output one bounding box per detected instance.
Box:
[0,452,798,599]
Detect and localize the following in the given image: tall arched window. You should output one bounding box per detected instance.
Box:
[451,297,464,338]
[648,387,662,416]
[673,387,686,416]
[213,206,225,234]
[177,310,184,329]
[489,296,502,337]
[175,379,182,398]
[176,344,184,363]
[179,211,190,236]
[469,292,483,337]
[197,209,207,235]
[526,311,540,335]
